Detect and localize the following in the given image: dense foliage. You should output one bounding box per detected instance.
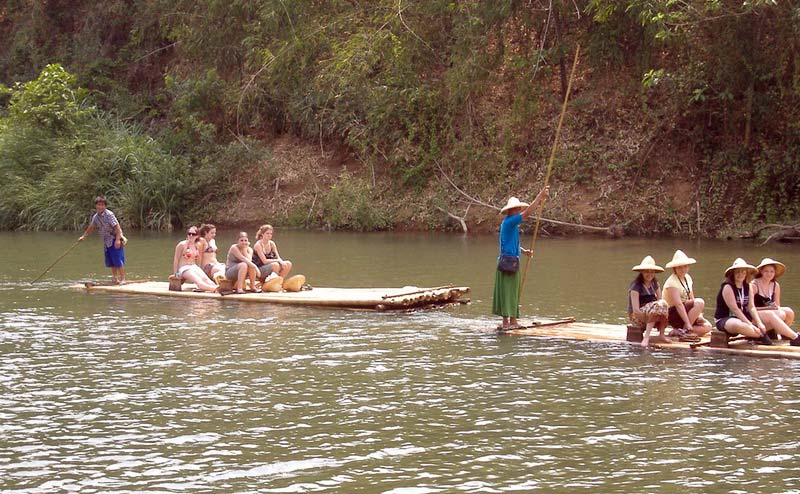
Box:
[0,0,798,234]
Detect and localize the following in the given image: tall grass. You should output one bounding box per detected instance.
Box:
[0,112,190,231]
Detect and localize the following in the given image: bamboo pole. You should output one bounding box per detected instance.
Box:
[519,44,580,301]
[31,238,82,284]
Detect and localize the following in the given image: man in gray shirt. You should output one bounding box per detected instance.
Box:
[79,196,127,284]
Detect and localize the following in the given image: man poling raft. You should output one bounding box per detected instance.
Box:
[492,188,549,331]
[491,45,579,333]
[79,196,128,285]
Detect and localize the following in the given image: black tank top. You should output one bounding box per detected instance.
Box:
[714,281,751,321]
[753,281,775,308]
[252,241,278,267]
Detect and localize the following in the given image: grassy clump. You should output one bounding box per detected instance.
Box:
[0,64,193,230]
[317,172,392,231]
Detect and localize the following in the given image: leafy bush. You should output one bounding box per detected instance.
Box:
[7,64,91,131]
[0,65,193,230]
[318,173,391,231]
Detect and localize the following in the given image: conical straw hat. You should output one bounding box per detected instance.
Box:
[262,276,284,292]
[755,258,786,279]
[500,197,529,214]
[283,275,306,292]
[632,255,664,272]
[724,258,757,277]
[665,250,697,268]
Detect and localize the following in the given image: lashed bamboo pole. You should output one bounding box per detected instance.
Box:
[519,45,580,301]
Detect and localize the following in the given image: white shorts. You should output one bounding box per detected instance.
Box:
[177,264,203,278]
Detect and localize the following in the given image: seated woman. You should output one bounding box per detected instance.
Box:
[197,223,226,282]
[752,258,800,345]
[628,256,669,347]
[226,231,260,294]
[714,258,773,345]
[753,258,795,326]
[252,224,292,280]
[662,250,712,339]
[172,226,218,292]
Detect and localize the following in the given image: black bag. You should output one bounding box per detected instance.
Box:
[497,255,519,273]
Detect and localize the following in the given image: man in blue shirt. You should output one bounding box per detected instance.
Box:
[79,196,127,284]
[493,187,549,330]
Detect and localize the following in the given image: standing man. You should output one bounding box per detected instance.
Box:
[79,196,127,284]
[492,186,549,331]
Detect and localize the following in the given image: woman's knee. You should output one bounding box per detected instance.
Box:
[727,320,753,336]
[693,298,705,310]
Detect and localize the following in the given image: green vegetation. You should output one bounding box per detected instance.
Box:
[0,1,798,235]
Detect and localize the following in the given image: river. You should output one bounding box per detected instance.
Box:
[1,231,799,493]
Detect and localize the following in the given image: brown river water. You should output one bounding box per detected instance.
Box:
[1,231,799,493]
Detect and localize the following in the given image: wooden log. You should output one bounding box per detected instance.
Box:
[626,324,644,343]
[168,275,183,292]
[710,330,730,348]
[382,285,454,299]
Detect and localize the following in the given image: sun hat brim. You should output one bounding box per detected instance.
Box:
[756,258,786,278]
[632,256,664,272]
[500,197,530,214]
[724,260,757,277]
[665,258,696,268]
[632,264,664,272]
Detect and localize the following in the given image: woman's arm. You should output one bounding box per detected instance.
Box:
[630,290,641,314]
[665,286,692,329]
[173,241,184,274]
[270,241,284,262]
[747,291,766,330]
[774,282,782,307]
[254,240,269,264]
[721,285,750,323]
[231,245,259,269]
[229,245,248,263]
[245,247,258,269]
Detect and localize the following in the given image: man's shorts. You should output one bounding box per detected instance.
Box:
[104,244,125,267]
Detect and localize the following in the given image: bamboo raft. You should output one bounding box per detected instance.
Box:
[73,280,471,311]
[495,319,800,360]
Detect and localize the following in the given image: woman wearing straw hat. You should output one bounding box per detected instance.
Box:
[752,258,798,342]
[713,258,778,345]
[662,250,712,339]
[752,258,795,326]
[492,187,549,331]
[628,256,669,346]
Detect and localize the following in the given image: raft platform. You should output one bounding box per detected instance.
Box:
[73,280,471,311]
[495,319,800,360]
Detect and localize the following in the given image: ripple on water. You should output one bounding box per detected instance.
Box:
[2,297,800,493]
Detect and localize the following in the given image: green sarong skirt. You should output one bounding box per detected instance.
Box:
[492,268,521,317]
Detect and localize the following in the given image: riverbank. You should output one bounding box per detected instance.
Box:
[3,3,798,238]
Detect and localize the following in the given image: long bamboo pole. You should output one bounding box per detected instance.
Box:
[519,44,580,301]
[31,238,82,284]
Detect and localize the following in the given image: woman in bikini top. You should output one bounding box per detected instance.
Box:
[197,223,226,280]
[172,226,217,292]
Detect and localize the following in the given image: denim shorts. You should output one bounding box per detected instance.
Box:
[104,244,125,267]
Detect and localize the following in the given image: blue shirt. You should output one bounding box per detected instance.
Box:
[498,213,522,257]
